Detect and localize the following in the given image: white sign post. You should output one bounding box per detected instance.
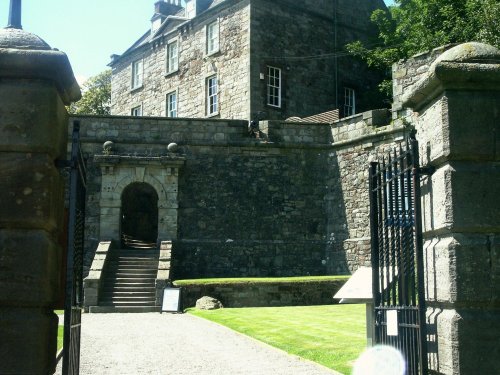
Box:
[161,287,182,313]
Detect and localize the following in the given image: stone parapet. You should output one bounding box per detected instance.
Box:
[155,241,173,304]
[176,277,348,308]
[83,241,112,308]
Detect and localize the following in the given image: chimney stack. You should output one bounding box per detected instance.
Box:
[154,0,183,17]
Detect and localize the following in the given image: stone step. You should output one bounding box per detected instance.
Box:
[102,291,156,297]
[102,283,156,289]
[105,269,158,275]
[106,259,159,268]
[89,306,161,313]
[102,277,156,284]
[100,296,156,303]
[99,300,157,306]
[104,273,158,279]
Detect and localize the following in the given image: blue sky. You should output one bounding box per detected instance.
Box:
[1,0,395,85]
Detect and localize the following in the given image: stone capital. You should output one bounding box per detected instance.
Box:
[0,28,81,104]
[402,42,500,111]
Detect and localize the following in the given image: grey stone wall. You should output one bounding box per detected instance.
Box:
[73,108,404,279]
[176,278,348,307]
[401,42,500,375]
[392,44,456,116]
[325,110,407,273]
[250,0,386,120]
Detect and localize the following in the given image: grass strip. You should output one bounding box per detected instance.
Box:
[175,275,349,285]
[189,304,365,374]
[57,325,64,352]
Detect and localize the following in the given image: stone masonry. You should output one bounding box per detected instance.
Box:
[73,108,406,280]
[110,0,386,119]
[0,22,80,375]
[402,42,500,375]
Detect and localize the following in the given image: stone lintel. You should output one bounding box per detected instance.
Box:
[93,154,186,167]
[402,42,500,111]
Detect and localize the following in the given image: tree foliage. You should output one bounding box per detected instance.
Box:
[69,70,111,115]
[347,0,500,96]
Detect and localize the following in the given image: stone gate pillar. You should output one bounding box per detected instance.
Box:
[0,17,81,375]
[402,43,500,375]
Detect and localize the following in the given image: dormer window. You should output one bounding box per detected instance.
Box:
[151,15,164,34]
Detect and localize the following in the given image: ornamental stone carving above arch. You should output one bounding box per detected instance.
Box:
[93,154,185,242]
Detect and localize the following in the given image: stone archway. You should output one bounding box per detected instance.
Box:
[94,155,185,243]
[120,182,159,245]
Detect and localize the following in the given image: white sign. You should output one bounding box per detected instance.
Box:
[161,288,181,313]
[387,310,399,336]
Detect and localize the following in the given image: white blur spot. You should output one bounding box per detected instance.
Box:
[353,345,406,375]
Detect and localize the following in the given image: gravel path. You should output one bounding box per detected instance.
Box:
[56,312,340,375]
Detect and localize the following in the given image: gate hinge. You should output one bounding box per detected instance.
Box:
[417,166,436,176]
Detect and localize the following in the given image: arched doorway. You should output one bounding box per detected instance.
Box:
[121,182,159,247]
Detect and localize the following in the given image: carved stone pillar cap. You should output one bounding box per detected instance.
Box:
[0,27,50,50]
[402,42,500,111]
[0,27,81,104]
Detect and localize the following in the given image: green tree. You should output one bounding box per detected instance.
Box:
[347,0,500,97]
[69,70,111,115]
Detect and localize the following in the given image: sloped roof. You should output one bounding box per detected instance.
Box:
[289,109,340,124]
[110,0,228,65]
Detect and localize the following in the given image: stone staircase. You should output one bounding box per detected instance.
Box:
[89,247,161,313]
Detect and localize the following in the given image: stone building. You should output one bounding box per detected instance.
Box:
[109,0,386,120]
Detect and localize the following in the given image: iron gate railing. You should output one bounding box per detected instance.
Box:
[62,120,86,375]
[369,136,429,375]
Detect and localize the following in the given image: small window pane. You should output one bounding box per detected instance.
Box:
[207,21,219,54]
[131,105,142,116]
[267,66,281,108]
[344,87,356,117]
[167,92,177,118]
[207,76,218,115]
[132,59,143,89]
[167,41,178,74]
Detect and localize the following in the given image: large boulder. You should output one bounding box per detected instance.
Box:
[195,296,223,310]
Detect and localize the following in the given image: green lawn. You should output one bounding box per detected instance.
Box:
[57,325,64,352]
[189,304,366,375]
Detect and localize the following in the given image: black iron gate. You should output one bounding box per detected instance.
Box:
[369,136,429,375]
[61,120,86,375]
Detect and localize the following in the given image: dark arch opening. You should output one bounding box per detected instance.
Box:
[121,182,159,247]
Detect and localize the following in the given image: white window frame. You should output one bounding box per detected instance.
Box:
[131,59,143,90]
[206,20,220,56]
[131,105,143,117]
[166,91,178,118]
[267,66,282,108]
[166,39,179,75]
[344,87,356,117]
[206,75,218,116]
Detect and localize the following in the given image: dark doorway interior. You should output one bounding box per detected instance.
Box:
[121,182,158,247]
